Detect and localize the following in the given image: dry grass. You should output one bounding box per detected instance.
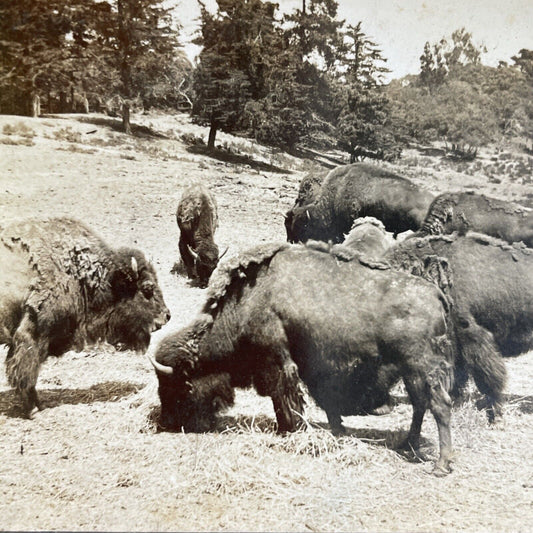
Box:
[0,112,532,531]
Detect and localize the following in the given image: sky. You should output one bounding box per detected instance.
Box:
[173,0,533,81]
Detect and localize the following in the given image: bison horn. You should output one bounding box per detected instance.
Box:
[131,257,138,277]
[219,247,229,260]
[146,355,173,375]
[187,245,199,261]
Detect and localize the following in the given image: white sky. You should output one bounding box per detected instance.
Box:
[172,0,533,80]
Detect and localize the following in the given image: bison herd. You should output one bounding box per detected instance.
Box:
[2,162,532,476]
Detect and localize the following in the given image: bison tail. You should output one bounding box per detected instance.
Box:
[454,316,506,421]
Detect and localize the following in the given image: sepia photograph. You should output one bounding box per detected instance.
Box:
[1,0,532,530]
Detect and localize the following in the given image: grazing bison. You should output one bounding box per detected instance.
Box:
[287,163,434,243]
[419,191,533,247]
[285,169,328,242]
[151,242,455,475]
[176,184,220,286]
[0,217,171,417]
[385,232,533,422]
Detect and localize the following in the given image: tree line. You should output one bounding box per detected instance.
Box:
[1,0,532,160]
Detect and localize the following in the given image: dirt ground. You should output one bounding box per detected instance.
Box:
[0,112,532,532]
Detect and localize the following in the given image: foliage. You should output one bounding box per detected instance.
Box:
[387,34,533,149]
[0,0,189,119]
[191,0,279,148]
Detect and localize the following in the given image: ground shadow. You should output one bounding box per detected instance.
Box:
[186,144,288,174]
[504,393,533,414]
[43,114,170,139]
[0,381,144,419]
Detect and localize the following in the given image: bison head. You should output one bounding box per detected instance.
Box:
[93,248,171,352]
[149,315,219,429]
[188,241,222,286]
[287,205,320,243]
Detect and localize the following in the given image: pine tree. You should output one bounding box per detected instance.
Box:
[191,0,279,148]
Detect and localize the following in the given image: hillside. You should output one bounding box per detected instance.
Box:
[0,111,532,532]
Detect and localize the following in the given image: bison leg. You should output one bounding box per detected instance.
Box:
[5,314,45,417]
[178,238,195,279]
[270,360,306,433]
[403,359,454,476]
[326,411,346,436]
[427,362,454,476]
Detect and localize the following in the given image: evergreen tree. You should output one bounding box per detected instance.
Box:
[334,22,396,161]
[191,0,279,148]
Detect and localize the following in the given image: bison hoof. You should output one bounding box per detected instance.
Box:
[432,462,452,477]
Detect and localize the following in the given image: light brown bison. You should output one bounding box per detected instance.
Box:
[0,217,170,417]
[176,184,220,286]
[151,242,455,475]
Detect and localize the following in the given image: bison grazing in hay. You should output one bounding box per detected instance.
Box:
[151,242,455,475]
[176,184,221,286]
[385,232,533,422]
[285,169,328,242]
[419,191,533,247]
[0,217,171,417]
[286,163,434,244]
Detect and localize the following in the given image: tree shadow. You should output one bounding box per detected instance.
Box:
[43,114,170,139]
[0,381,144,419]
[186,144,289,174]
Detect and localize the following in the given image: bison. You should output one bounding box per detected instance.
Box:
[384,232,533,422]
[284,169,328,242]
[176,184,220,286]
[340,217,396,259]
[418,191,533,247]
[0,217,171,417]
[286,163,434,243]
[150,241,455,475]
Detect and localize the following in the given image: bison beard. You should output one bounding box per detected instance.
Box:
[152,242,455,475]
[0,217,171,417]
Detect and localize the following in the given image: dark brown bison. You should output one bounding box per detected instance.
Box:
[418,191,533,247]
[385,232,533,422]
[176,184,220,286]
[285,169,328,242]
[0,217,171,417]
[151,242,455,475]
[287,163,434,243]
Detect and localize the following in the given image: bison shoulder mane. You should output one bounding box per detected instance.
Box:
[203,242,290,314]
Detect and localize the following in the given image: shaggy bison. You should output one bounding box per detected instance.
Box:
[151,242,455,475]
[0,217,171,417]
[419,191,533,247]
[385,232,533,422]
[176,184,220,286]
[287,163,434,243]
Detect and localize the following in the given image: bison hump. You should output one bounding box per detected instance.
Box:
[203,242,290,313]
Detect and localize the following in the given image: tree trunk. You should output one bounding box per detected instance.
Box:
[207,124,217,149]
[122,103,132,134]
[31,94,40,117]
